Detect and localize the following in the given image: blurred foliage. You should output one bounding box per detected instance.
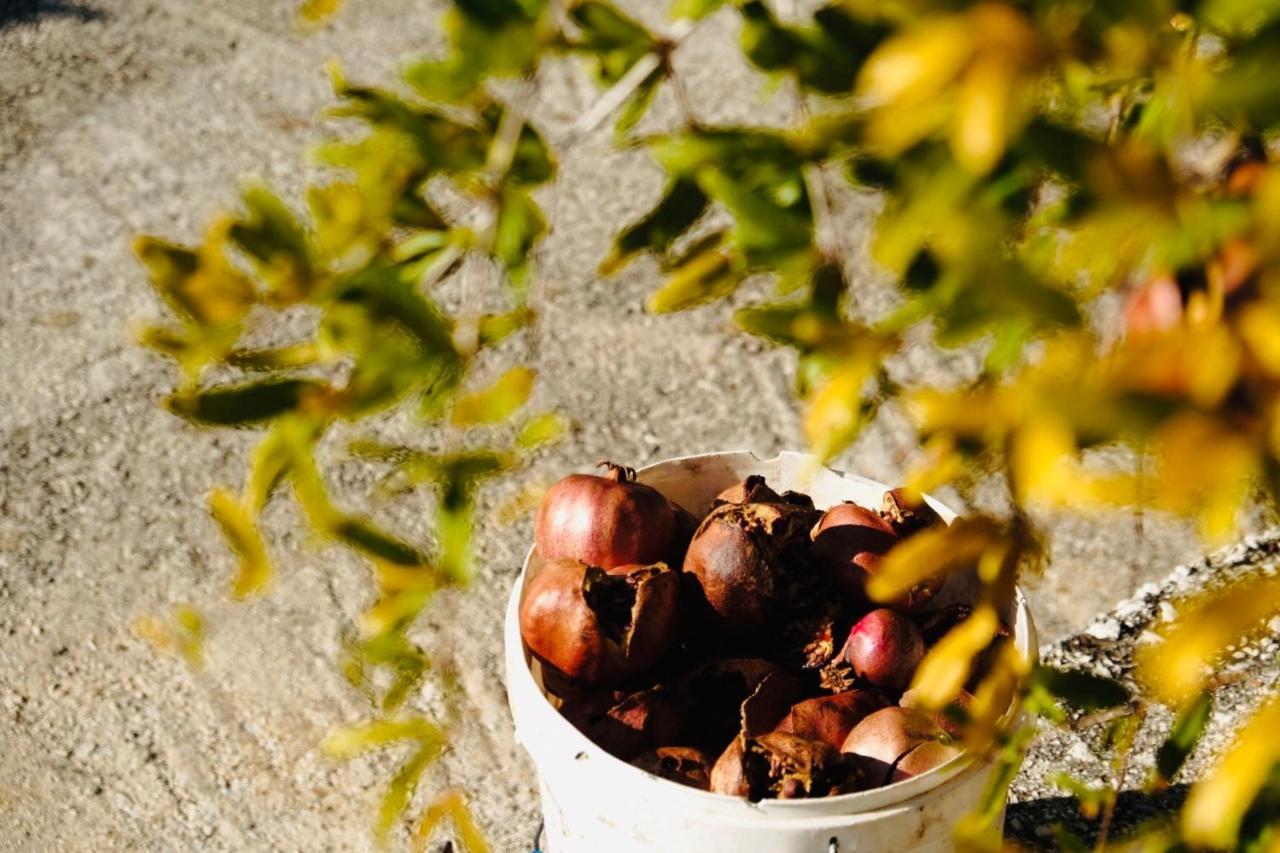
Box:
[138,0,1280,846]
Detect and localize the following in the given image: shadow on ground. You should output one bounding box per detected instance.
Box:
[1007,785,1189,850]
[0,0,103,30]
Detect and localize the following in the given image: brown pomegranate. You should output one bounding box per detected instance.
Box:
[774,690,888,749]
[519,559,679,685]
[713,475,783,506]
[633,747,713,790]
[840,707,957,786]
[681,659,804,752]
[879,488,942,536]
[682,501,816,633]
[711,732,859,800]
[843,609,925,693]
[811,502,943,610]
[535,462,678,569]
[899,687,974,739]
[581,685,686,760]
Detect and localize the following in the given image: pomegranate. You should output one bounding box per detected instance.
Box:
[843,609,925,693]
[681,659,803,752]
[682,500,816,633]
[1123,273,1183,338]
[713,475,783,506]
[710,732,860,800]
[519,559,679,685]
[633,747,713,790]
[775,581,843,671]
[899,687,974,738]
[840,707,958,786]
[879,488,942,536]
[811,502,940,611]
[774,690,888,749]
[535,462,678,569]
[568,686,691,758]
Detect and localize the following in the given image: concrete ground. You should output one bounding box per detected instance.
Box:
[0,1,1273,850]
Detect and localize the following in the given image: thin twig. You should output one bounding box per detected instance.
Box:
[665,51,699,128]
[568,18,695,140]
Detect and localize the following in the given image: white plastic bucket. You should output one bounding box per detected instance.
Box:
[504,451,1039,852]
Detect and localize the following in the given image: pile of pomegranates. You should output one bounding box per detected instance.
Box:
[518,462,997,801]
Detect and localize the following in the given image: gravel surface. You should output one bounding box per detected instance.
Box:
[1,2,1274,850]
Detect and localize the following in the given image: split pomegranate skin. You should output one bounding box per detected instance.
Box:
[520,465,1000,801]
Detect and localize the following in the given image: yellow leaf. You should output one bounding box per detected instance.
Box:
[867,517,1003,604]
[1182,696,1280,849]
[1238,303,1280,377]
[516,412,567,450]
[414,789,490,853]
[646,247,742,313]
[299,0,345,24]
[1011,416,1077,505]
[132,605,204,668]
[863,99,952,158]
[963,641,1029,753]
[856,17,973,106]
[909,605,1000,708]
[904,434,967,495]
[1150,412,1256,540]
[1136,573,1280,704]
[951,55,1012,175]
[451,367,536,427]
[209,487,271,599]
[321,717,443,758]
[804,361,871,461]
[133,221,256,327]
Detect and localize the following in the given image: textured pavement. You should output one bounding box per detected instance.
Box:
[0,1,1273,850]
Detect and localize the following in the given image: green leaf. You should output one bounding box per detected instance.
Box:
[1154,691,1213,786]
[378,743,442,843]
[508,121,557,186]
[1206,20,1280,128]
[405,450,512,582]
[321,265,462,414]
[451,366,536,426]
[739,2,879,94]
[209,488,271,599]
[328,79,487,174]
[491,186,547,297]
[322,717,443,758]
[600,177,709,275]
[698,168,814,273]
[1050,772,1114,820]
[650,129,815,273]
[332,517,431,566]
[1198,0,1280,36]
[1031,664,1131,711]
[166,379,327,426]
[455,0,544,25]
[137,322,241,377]
[569,1,655,86]
[402,7,543,103]
[229,184,315,304]
[615,65,663,136]
[646,238,744,312]
[247,426,294,512]
[670,0,731,19]
[473,307,535,347]
[224,343,318,372]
